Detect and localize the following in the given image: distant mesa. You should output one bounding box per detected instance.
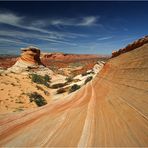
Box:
[112,35,148,58]
[42,52,67,59]
[41,52,104,62]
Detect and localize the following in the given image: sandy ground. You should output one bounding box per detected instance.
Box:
[0,73,52,113]
[0,66,97,113]
[0,44,147,147]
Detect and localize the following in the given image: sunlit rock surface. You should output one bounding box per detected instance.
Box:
[112,35,148,57]
[6,46,43,73]
[0,42,148,147]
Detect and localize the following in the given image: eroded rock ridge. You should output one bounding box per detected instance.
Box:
[112,35,148,57]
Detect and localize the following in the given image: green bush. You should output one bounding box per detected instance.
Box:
[69,84,80,93]
[56,88,67,94]
[73,79,81,82]
[81,72,88,76]
[28,92,47,107]
[84,76,93,84]
[30,74,50,87]
[69,62,84,67]
[44,90,50,96]
[36,85,44,91]
[65,77,73,83]
[50,83,67,89]
[81,71,93,76]
[44,74,51,82]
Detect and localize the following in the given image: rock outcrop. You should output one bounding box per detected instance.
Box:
[0,57,17,68]
[93,61,105,74]
[6,46,44,73]
[42,52,104,62]
[20,46,42,65]
[112,35,148,57]
[0,39,148,147]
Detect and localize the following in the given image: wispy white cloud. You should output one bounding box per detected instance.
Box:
[0,11,83,47]
[97,36,113,41]
[31,20,48,28]
[49,16,99,26]
[0,38,29,46]
[0,12,23,25]
[0,11,104,54]
[0,30,77,46]
[0,11,90,42]
[0,12,50,34]
[78,16,99,26]
[41,38,77,46]
[0,11,99,31]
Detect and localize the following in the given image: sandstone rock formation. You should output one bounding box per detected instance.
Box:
[112,35,148,57]
[20,46,42,65]
[0,40,148,147]
[0,57,17,68]
[7,46,43,73]
[93,61,105,74]
[42,52,104,62]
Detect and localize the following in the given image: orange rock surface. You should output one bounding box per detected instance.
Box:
[0,42,148,147]
[0,57,17,68]
[112,35,148,57]
[42,52,104,62]
[0,53,107,70]
[19,46,42,65]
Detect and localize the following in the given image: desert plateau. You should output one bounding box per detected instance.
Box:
[0,48,105,113]
[0,1,148,147]
[0,35,148,147]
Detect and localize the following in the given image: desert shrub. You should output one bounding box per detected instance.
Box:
[28,92,47,107]
[81,72,88,76]
[91,71,95,74]
[15,100,24,104]
[73,79,81,82]
[11,83,16,86]
[44,74,51,82]
[13,108,24,112]
[36,85,45,91]
[81,71,93,76]
[50,83,67,89]
[30,74,44,83]
[84,76,93,84]
[69,62,84,67]
[65,76,73,83]
[69,84,80,93]
[44,90,50,96]
[56,88,67,94]
[30,74,50,87]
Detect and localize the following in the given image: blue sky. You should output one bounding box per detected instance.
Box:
[0,1,148,55]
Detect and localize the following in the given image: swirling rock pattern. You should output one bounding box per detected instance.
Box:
[19,46,42,65]
[0,43,148,147]
[6,46,43,73]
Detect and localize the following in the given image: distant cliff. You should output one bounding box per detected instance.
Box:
[112,35,148,58]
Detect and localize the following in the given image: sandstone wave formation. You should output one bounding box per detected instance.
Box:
[7,46,43,73]
[0,37,148,147]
